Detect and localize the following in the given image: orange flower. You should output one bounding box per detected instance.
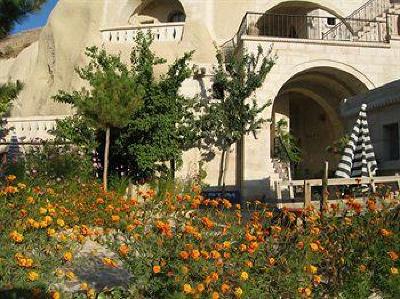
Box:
[183,283,192,294]
[210,250,221,259]
[179,251,189,260]
[15,253,33,268]
[388,251,399,261]
[153,265,161,274]
[380,228,393,237]
[191,249,201,260]
[201,217,214,229]
[196,283,205,293]
[268,257,276,266]
[313,275,321,284]
[210,272,219,281]
[359,264,367,272]
[50,291,60,299]
[221,283,230,294]
[9,230,24,243]
[212,292,220,299]
[298,287,312,297]
[119,244,130,256]
[297,241,304,249]
[239,244,247,252]
[111,215,120,223]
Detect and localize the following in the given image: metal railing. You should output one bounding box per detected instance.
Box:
[232,12,390,43]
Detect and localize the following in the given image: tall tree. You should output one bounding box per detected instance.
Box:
[116,32,197,181]
[0,0,47,39]
[198,46,276,188]
[53,47,144,191]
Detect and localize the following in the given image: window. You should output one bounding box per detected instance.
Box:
[327,17,336,26]
[168,11,186,23]
[383,123,400,161]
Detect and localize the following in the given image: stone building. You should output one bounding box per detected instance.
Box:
[1,0,400,200]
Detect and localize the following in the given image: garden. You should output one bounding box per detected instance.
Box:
[0,14,399,299]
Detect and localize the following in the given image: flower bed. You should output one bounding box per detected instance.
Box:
[0,175,399,298]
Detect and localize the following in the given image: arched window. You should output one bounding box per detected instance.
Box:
[168,11,186,23]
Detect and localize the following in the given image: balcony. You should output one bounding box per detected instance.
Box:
[100,22,185,44]
[222,12,398,55]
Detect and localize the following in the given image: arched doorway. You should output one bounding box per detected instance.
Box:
[271,67,369,179]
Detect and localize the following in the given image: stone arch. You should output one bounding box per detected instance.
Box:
[266,60,375,109]
[260,0,346,18]
[269,62,372,179]
[128,0,186,25]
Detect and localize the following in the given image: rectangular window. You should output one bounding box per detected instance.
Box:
[383,123,400,161]
[327,17,336,26]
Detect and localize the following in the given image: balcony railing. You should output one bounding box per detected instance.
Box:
[100,22,185,43]
[1,115,67,145]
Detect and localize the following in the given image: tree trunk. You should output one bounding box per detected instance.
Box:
[218,149,226,187]
[222,146,231,192]
[103,127,110,192]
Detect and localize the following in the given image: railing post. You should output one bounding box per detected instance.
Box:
[304,180,312,208]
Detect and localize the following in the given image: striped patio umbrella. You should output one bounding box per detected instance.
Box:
[335,104,377,181]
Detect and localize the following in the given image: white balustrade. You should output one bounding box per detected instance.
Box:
[1,115,68,144]
[100,22,185,43]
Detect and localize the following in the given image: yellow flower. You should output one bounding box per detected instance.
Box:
[111,215,120,222]
[55,269,64,277]
[240,271,249,281]
[63,251,73,262]
[223,241,231,249]
[103,257,118,268]
[26,196,35,204]
[309,242,319,252]
[7,174,16,181]
[391,267,399,275]
[212,292,220,299]
[39,207,47,215]
[27,271,39,281]
[57,219,65,227]
[9,230,24,243]
[66,271,76,281]
[234,287,243,298]
[87,288,96,299]
[47,228,56,237]
[183,283,192,294]
[304,265,318,274]
[80,282,89,290]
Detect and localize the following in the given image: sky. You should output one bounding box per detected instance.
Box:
[12,0,59,34]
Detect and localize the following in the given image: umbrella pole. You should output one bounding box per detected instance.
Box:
[322,161,329,213]
[368,163,376,193]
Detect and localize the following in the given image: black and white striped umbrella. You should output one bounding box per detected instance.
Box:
[335,104,377,179]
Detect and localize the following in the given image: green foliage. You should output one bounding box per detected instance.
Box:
[116,32,197,180]
[0,80,23,117]
[24,142,94,181]
[0,0,47,39]
[53,46,143,131]
[326,134,351,156]
[197,46,276,152]
[274,119,302,163]
[51,115,98,152]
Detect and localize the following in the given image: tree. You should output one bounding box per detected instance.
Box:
[0,0,47,39]
[0,80,22,117]
[198,46,276,188]
[53,47,144,191]
[115,32,197,181]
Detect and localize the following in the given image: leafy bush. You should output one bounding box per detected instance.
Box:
[24,142,94,182]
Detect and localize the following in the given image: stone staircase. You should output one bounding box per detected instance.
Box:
[323,0,400,42]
